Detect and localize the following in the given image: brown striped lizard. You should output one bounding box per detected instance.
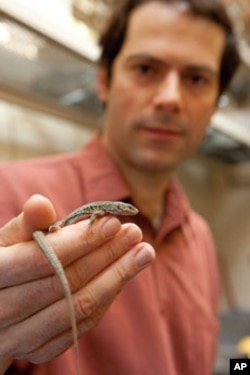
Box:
[32,201,139,375]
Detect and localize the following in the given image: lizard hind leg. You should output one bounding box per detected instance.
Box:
[88,210,106,230]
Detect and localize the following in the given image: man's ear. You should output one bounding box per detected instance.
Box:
[97,67,109,103]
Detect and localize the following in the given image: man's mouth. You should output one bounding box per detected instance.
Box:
[139,125,184,142]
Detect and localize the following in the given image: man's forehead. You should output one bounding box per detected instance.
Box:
[118,2,226,71]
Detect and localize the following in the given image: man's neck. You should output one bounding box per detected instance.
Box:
[113,158,172,228]
[100,134,173,227]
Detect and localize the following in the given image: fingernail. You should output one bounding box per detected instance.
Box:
[125,225,141,246]
[102,217,121,238]
[135,244,155,268]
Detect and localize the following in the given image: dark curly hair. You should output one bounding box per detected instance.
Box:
[99,0,240,96]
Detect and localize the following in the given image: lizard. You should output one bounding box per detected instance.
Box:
[32,201,139,375]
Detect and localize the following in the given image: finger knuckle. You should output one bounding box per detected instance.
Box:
[100,235,128,265]
[75,290,97,319]
[83,311,103,330]
[114,263,134,285]
[32,248,53,276]
[66,263,88,292]
[103,242,121,264]
[0,333,22,359]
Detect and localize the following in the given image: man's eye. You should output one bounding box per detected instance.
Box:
[135,64,154,75]
[188,74,208,86]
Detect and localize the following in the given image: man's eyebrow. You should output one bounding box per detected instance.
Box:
[125,54,219,76]
[186,65,219,77]
[125,54,163,64]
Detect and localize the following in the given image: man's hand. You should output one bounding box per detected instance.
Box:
[0,195,155,371]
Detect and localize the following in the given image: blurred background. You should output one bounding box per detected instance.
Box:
[0,1,249,373]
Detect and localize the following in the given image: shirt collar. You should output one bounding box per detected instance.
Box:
[160,178,190,236]
[77,133,131,203]
[76,133,190,233]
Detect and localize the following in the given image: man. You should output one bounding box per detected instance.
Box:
[0,0,239,374]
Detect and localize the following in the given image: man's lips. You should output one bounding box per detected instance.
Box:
[139,126,184,142]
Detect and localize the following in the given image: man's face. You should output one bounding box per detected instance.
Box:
[99,2,226,173]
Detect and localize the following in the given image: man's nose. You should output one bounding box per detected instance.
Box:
[153,71,183,112]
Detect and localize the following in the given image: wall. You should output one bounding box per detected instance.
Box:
[0,100,93,162]
[178,155,250,311]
